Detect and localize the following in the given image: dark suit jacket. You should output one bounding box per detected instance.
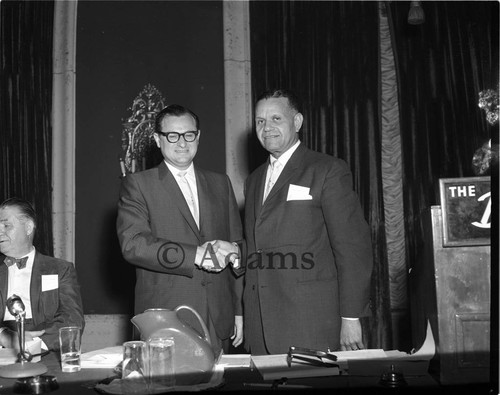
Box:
[116,162,243,341]
[0,252,85,350]
[243,143,373,353]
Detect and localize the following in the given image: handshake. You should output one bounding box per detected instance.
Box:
[195,240,240,273]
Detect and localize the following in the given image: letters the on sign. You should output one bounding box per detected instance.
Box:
[439,177,490,247]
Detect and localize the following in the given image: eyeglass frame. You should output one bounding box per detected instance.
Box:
[156,130,199,143]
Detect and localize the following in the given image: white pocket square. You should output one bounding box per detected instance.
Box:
[42,275,59,292]
[287,184,313,201]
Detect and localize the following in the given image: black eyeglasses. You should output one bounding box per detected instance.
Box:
[157,131,199,143]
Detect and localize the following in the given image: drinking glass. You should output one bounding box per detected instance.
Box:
[58,326,81,373]
[121,341,149,394]
[148,337,175,390]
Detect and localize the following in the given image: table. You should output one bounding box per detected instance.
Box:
[0,351,491,394]
[0,352,113,395]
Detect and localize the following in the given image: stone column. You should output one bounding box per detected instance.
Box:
[52,0,77,262]
[223,1,252,208]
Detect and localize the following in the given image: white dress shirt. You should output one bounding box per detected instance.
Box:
[165,162,199,228]
[263,140,301,202]
[4,247,36,321]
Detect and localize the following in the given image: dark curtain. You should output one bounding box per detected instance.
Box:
[250,1,392,349]
[0,0,54,255]
[387,0,498,333]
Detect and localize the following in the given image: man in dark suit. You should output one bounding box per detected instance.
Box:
[243,89,373,354]
[0,198,84,351]
[117,104,243,355]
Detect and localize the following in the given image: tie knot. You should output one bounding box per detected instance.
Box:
[4,256,28,269]
[271,160,281,170]
[178,171,187,178]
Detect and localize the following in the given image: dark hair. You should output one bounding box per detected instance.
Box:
[155,104,200,134]
[256,89,302,113]
[0,197,37,229]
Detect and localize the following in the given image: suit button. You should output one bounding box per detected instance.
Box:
[252,285,255,290]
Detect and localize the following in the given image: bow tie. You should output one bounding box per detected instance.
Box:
[4,256,28,269]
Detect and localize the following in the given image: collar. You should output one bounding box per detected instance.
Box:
[4,247,35,269]
[269,140,301,168]
[164,161,196,179]
[5,247,35,261]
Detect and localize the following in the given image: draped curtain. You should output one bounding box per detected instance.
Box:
[0,0,54,255]
[250,1,392,349]
[387,0,498,336]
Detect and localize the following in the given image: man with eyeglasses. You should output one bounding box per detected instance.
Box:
[117,105,244,355]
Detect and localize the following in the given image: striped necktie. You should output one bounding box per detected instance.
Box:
[263,160,282,202]
[178,171,199,228]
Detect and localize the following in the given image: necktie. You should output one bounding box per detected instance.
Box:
[263,160,282,202]
[178,171,199,228]
[4,256,28,269]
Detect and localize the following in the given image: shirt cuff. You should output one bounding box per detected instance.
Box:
[33,337,48,350]
[341,317,359,321]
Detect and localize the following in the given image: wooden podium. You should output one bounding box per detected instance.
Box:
[410,178,491,385]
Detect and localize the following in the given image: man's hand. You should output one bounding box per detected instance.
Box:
[0,328,17,349]
[340,318,365,351]
[231,315,243,347]
[0,328,45,350]
[195,241,226,272]
[212,240,240,269]
[195,240,239,272]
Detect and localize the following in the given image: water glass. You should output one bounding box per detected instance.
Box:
[58,326,82,373]
[121,341,149,395]
[148,337,175,390]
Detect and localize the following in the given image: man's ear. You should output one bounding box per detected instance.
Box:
[153,133,161,148]
[25,220,35,237]
[294,112,304,132]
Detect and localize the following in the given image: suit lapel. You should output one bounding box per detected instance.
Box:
[158,163,201,241]
[30,252,43,325]
[195,168,209,234]
[0,261,7,319]
[262,144,306,205]
[254,163,268,218]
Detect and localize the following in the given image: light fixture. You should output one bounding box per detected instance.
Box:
[408,1,425,25]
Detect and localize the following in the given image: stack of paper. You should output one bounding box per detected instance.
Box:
[251,321,435,380]
[251,354,340,380]
[217,354,252,368]
[340,321,435,377]
[80,346,123,369]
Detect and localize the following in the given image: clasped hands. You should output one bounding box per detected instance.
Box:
[195,240,240,272]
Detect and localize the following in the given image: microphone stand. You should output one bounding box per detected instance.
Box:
[0,295,58,392]
[16,308,30,363]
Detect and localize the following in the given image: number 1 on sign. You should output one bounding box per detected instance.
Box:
[472,192,491,229]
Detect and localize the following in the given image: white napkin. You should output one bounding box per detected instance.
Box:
[80,346,123,369]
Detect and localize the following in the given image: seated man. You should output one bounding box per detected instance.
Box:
[0,198,84,350]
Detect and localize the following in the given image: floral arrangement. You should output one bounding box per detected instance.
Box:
[472,85,499,175]
[478,85,499,125]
